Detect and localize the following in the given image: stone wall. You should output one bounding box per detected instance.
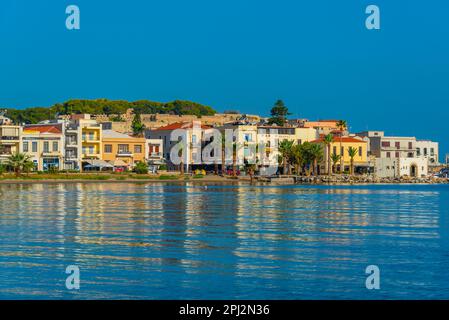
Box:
[92,109,261,134]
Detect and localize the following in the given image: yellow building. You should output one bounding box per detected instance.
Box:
[81,120,102,160]
[312,136,368,174]
[102,130,146,169]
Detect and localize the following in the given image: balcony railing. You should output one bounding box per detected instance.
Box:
[117,151,133,157]
[1,136,20,141]
[149,152,162,157]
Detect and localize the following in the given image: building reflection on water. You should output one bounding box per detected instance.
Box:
[0,183,445,299]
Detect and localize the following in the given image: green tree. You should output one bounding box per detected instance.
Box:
[268,100,291,126]
[347,146,358,175]
[323,134,334,176]
[131,112,145,137]
[330,153,341,174]
[6,153,34,177]
[309,143,324,176]
[336,120,348,173]
[134,162,149,174]
[290,143,305,175]
[279,139,294,174]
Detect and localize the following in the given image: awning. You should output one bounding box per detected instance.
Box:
[355,163,374,167]
[83,160,114,168]
[113,159,129,167]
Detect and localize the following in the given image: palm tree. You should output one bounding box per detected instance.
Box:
[330,153,341,174]
[336,120,347,173]
[309,144,324,176]
[323,134,334,176]
[347,146,358,175]
[279,140,294,175]
[290,144,305,175]
[244,162,257,183]
[6,153,34,177]
[221,134,226,176]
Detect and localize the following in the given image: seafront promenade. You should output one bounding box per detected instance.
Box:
[0,172,447,185]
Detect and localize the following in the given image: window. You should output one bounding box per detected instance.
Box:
[382,141,390,147]
[89,146,94,154]
[43,142,49,153]
[417,148,421,156]
[32,142,38,152]
[408,142,413,149]
[395,152,400,158]
[89,132,94,141]
[192,135,197,144]
[340,147,344,156]
[244,134,252,142]
[134,145,142,153]
[333,146,337,155]
[386,152,391,158]
[424,148,428,156]
[23,142,29,152]
[53,142,58,152]
[395,142,400,149]
[431,148,435,156]
[105,145,112,153]
[118,144,129,153]
[408,153,413,158]
[358,147,362,157]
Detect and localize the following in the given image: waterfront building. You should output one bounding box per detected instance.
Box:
[146,121,211,171]
[146,139,164,165]
[102,130,146,170]
[0,117,22,164]
[357,131,428,178]
[68,115,103,168]
[301,120,346,135]
[312,136,368,174]
[416,140,439,165]
[21,124,64,171]
[218,122,319,172]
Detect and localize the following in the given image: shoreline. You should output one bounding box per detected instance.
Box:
[0,175,448,185]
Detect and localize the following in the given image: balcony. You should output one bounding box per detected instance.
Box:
[149,152,162,158]
[42,151,61,157]
[1,136,20,142]
[82,153,100,159]
[117,151,133,157]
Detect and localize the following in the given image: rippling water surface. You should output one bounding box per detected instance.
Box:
[1,183,448,299]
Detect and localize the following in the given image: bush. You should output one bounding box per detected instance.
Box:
[0,164,5,175]
[133,162,149,174]
[159,164,168,170]
[47,166,59,174]
[158,175,179,180]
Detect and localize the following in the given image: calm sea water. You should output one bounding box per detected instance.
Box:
[0,182,448,300]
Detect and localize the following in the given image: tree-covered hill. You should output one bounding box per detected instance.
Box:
[4,99,217,124]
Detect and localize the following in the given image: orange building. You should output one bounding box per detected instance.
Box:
[102,130,146,169]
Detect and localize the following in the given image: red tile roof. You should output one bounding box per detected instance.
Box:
[311,137,366,144]
[23,124,62,134]
[154,122,212,131]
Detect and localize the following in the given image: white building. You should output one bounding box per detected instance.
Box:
[357,131,429,178]
[416,140,439,165]
[21,124,64,171]
[146,121,210,171]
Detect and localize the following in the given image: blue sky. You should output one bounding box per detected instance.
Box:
[1,1,448,158]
